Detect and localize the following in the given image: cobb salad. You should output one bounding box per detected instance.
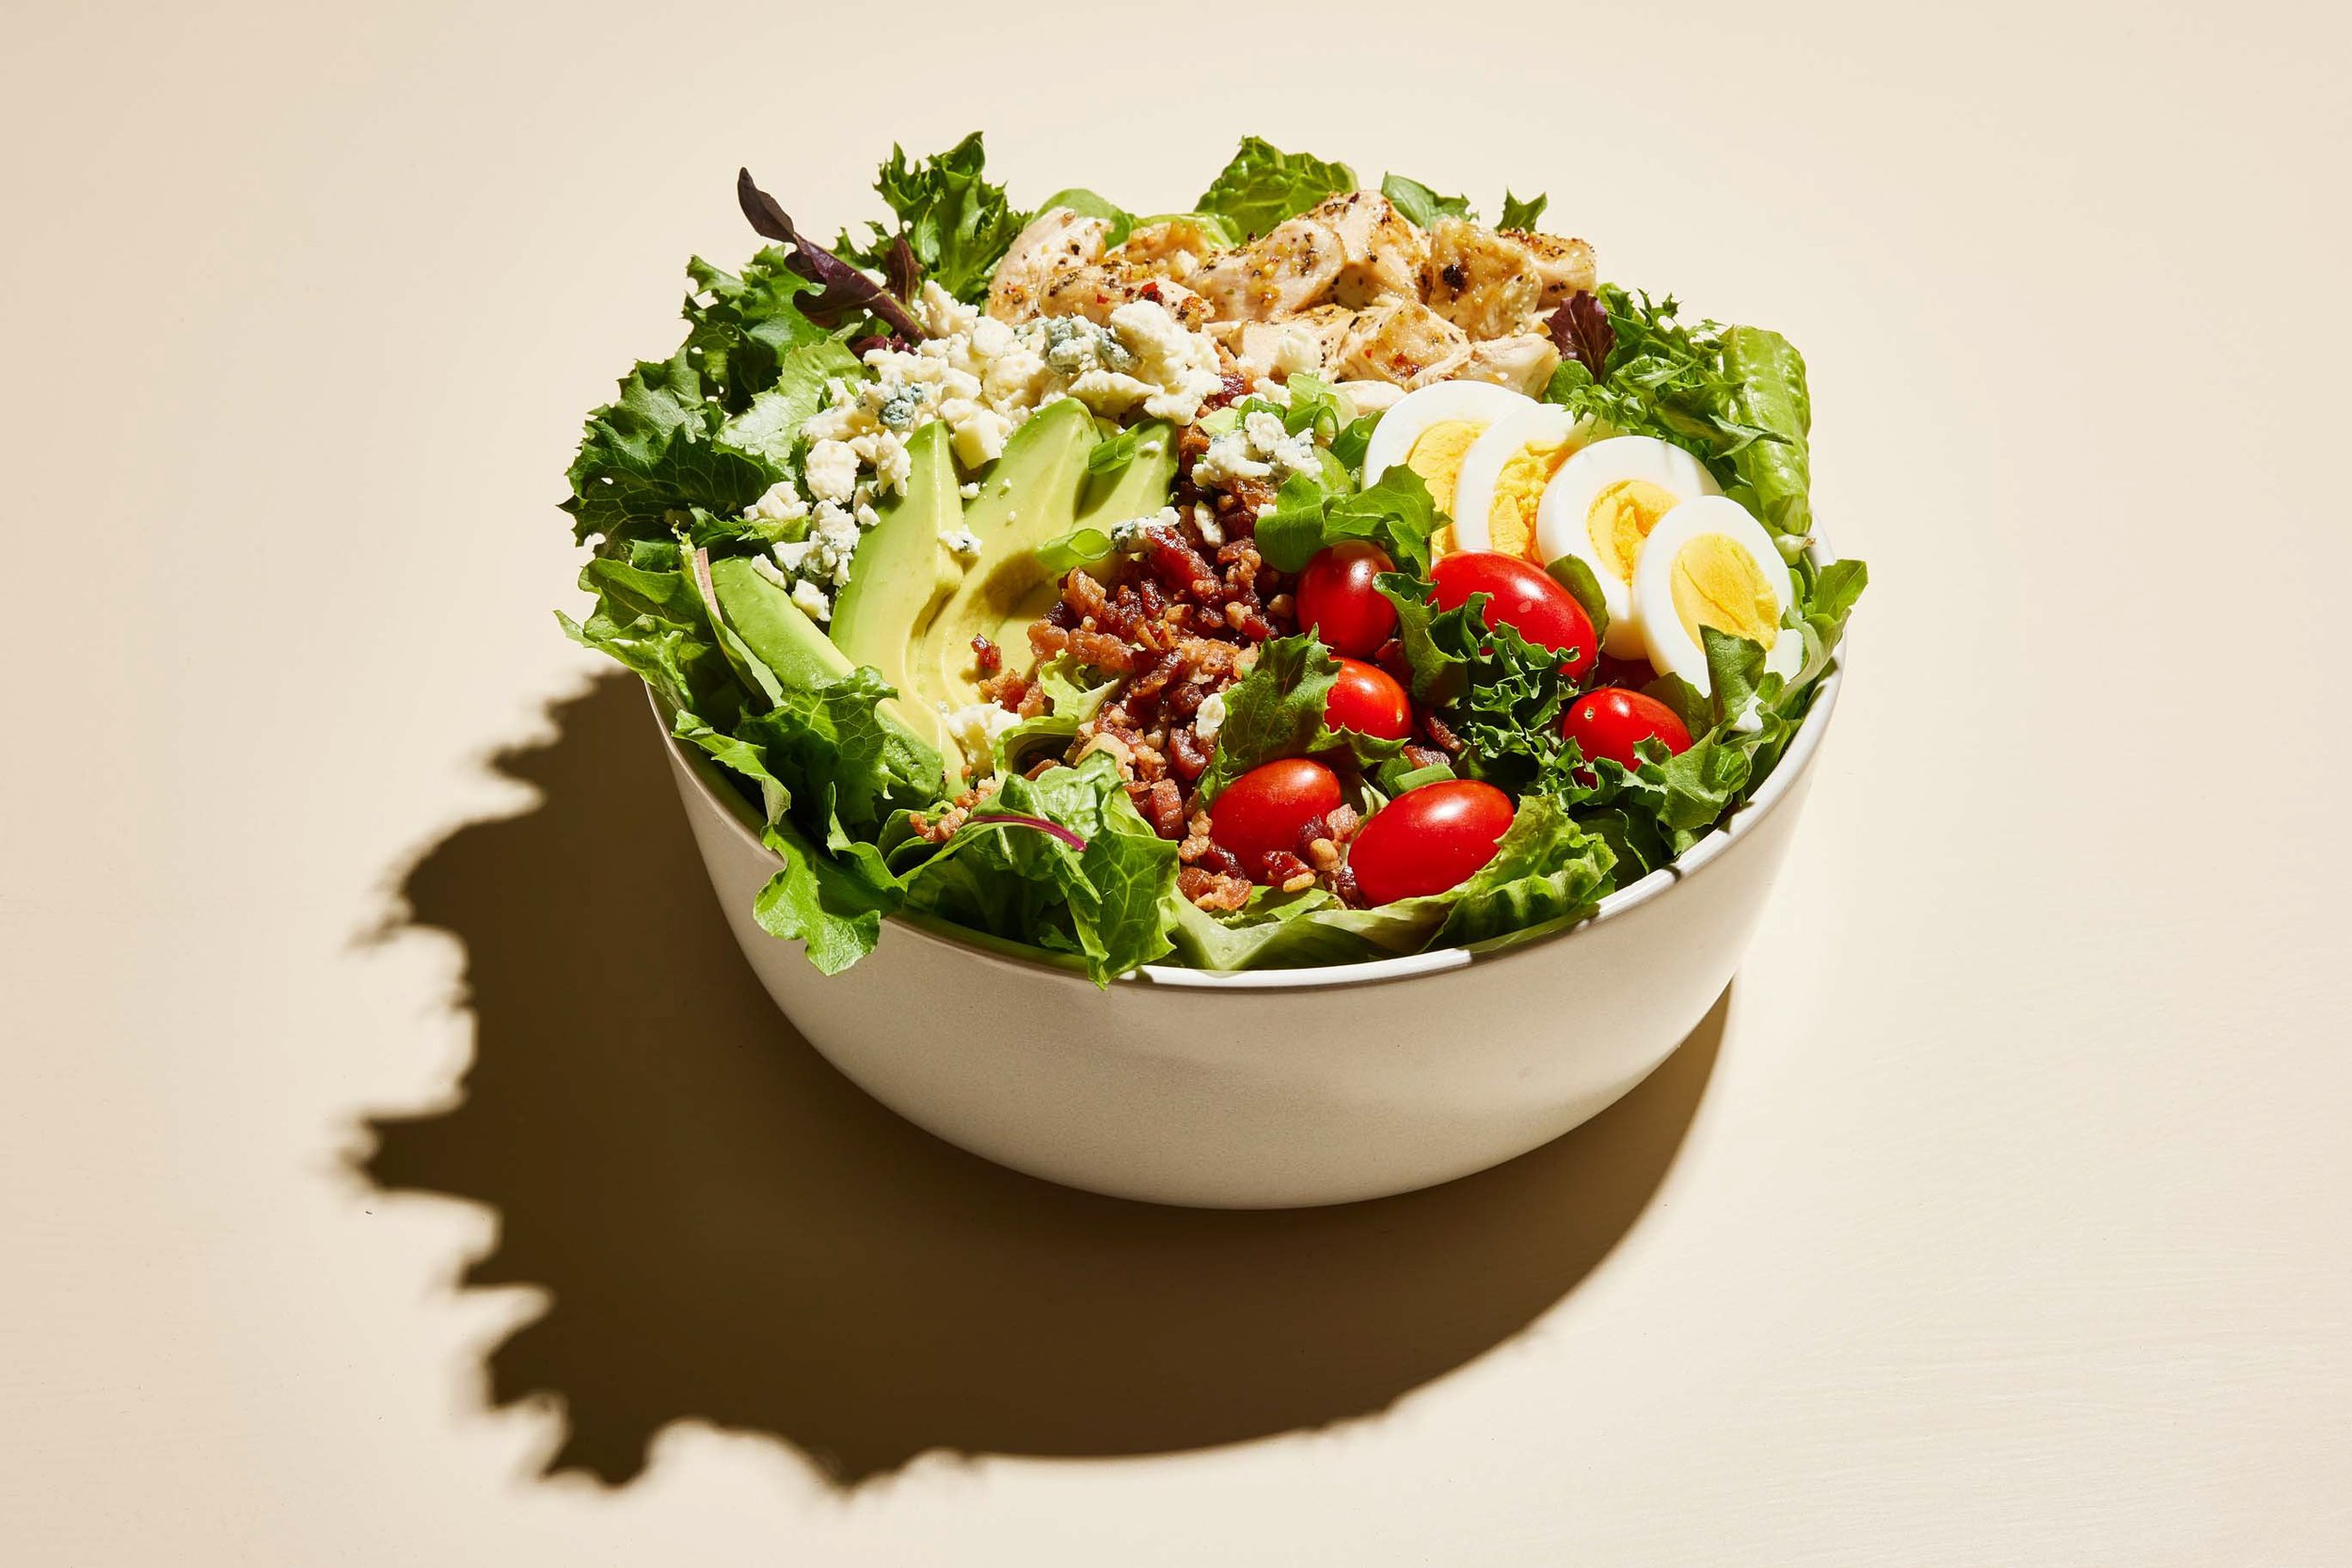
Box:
[560,135,1866,983]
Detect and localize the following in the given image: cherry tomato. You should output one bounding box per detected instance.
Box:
[1562,688,1693,773]
[1296,541,1397,657]
[1210,757,1343,874]
[1428,551,1597,678]
[1348,780,1515,906]
[1324,657,1412,740]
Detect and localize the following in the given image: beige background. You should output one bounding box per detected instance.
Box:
[6,0,2349,1561]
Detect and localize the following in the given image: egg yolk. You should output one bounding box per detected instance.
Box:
[1670,534,1781,646]
[1487,439,1577,561]
[1588,480,1679,581]
[1406,420,1483,515]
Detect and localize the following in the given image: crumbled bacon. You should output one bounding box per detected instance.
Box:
[982,418,1406,909]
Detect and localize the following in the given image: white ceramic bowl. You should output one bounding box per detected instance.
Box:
[660,657,1844,1209]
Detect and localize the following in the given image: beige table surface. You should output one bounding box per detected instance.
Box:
[7,1,2349,1561]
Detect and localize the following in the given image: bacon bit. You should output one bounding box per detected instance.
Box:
[1264,849,1316,893]
[971,635,1002,674]
[1178,865,1253,911]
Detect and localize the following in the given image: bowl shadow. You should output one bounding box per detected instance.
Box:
[357,673,1725,1486]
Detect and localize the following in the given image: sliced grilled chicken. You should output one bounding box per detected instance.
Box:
[1290,303,1359,363]
[1331,297,1470,385]
[1426,218,1545,340]
[1188,217,1344,322]
[1335,378,1406,414]
[986,208,1111,322]
[1410,333,1561,397]
[1209,318,1328,382]
[1513,230,1599,310]
[1039,265,1214,328]
[1107,217,1232,285]
[1304,191,1431,308]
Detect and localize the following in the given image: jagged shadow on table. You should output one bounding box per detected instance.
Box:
[358,673,1724,1486]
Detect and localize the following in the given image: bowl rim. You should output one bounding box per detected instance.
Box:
[659,557,1849,995]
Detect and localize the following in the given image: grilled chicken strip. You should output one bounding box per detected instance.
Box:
[1209,318,1328,382]
[1334,378,1406,414]
[1513,230,1599,311]
[987,207,1110,322]
[1411,332,1561,398]
[1425,218,1546,340]
[1188,216,1345,322]
[1303,190,1431,308]
[1332,297,1470,385]
[1039,265,1215,328]
[1106,217,1232,285]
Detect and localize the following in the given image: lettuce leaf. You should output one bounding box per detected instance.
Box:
[750,814,902,975]
[1165,797,1614,971]
[1499,190,1549,230]
[1380,173,1473,228]
[1195,634,1341,800]
[1720,325,1813,539]
[899,751,1178,983]
[682,250,833,410]
[736,167,925,341]
[1541,286,1781,493]
[838,134,1029,306]
[716,339,862,469]
[562,351,782,548]
[1253,466,1445,576]
[1197,137,1356,240]
[1035,186,1136,246]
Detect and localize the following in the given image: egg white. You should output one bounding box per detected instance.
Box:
[1534,436,1720,659]
[1359,379,1535,494]
[1448,404,1592,558]
[1629,496,1804,703]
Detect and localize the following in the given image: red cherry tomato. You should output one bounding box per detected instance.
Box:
[1428,551,1597,678]
[1562,688,1693,773]
[1296,541,1397,657]
[1324,657,1412,740]
[1210,757,1343,874]
[1348,780,1515,906]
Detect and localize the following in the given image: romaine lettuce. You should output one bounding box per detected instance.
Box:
[1196,137,1355,240]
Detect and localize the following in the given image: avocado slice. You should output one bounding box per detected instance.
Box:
[703,553,941,777]
[705,554,856,689]
[1073,419,1180,541]
[831,421,965,757]
[911,399,1101,709]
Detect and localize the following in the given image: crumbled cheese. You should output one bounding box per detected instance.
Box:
[941,700,1022,774]
[1197,408,1323,494]
[943,529,982,560]
[1268,322,1324,376]
[790,578,833,624]
[1108,505,1181,550]
[959,482,981,500]
[874,284,1225,443]
[1194,691,1227,743]
[1195,430,1271,488]
[803,439,860,503]
[746,482,809,526]
[738,282,1233,618]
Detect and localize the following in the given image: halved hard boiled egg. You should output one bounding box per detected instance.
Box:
[1629,495,1804,700]
[1449,404,1594,563]
[1360,379,1536,526]
[1534,436,1720,659]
